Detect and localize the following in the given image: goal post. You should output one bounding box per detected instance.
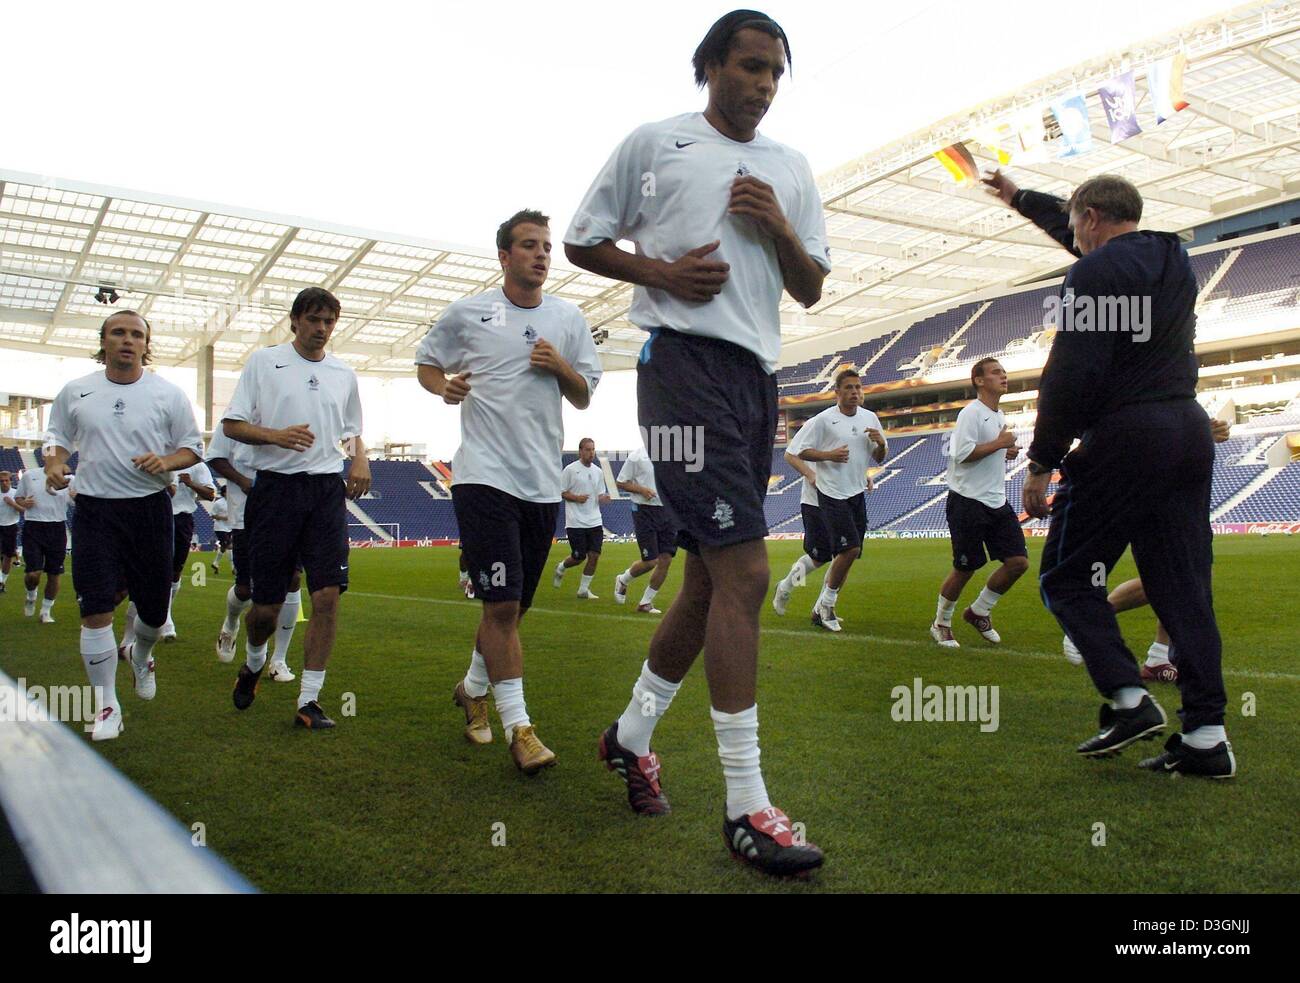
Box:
[347,522,399,544]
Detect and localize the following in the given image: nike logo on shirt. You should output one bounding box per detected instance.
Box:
[480,316,494,322]
[275,364,289,369]
[80,392,92,398]
[675,140,696,149]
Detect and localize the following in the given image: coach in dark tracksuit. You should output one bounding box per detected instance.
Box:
[984,170,1234,779]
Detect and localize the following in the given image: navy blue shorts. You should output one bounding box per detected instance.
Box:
[632,504,678,560]
[171,510,195,579]
[231,527,251,590]
[214,530,232,550]
[453,483,557,610]
[637,329,776,553]
[817,490,868,556]
[72,492,173,625]
[566,525,604,559]
[22,520,68,575]
[244,471,348,605]
[0,524,16,558]
[946,492,1027,572]
[800,503,831,563]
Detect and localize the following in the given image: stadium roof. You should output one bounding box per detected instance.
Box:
[3,1,1300,375]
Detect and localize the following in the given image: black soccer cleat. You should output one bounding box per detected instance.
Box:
[1076,694,1166,758]
[597,722,670,816]
[1139,733,1236,779]
[232,663,263,711]
[295,700,336,730]
[723,806,824,878]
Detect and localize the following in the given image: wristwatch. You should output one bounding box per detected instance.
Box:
[1026,459,1053,476]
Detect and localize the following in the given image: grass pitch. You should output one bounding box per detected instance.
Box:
[2,535,1297,893]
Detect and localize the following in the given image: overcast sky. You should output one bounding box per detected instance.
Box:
[2,0,1240,454]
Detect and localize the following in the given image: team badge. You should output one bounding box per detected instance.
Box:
[713,498,735,530]
[113,399,125,416]
[308,374,319,391]
[523,325,538,345]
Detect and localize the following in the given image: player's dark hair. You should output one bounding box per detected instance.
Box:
[496,209,550,252]
[94,310,153,366]
[578,437,595,450]
[834,368,861,389]
[971,357,1001,386]
[290,287,341,324]
[1065,175,1143,224]
[693,9,791,88]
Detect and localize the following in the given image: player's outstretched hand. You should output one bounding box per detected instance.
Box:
[443,372,472,405]
[828,444,850,464]
[729,176,790,240]
[346,458,372,500]
[274,424,315,452]
[132,453,168,475]
[981,169,1019,207]
[659,242,729,303]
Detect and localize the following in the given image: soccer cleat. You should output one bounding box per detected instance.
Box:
[723,806,824,877]
[211,559,219,573]
[552,562,565,588]
[597,722,670,816]
[1138,734,1236,779]
[1076,695,1167,758]
[772,583,791,616]
[962,606,1001,643]
[930,622,960,648]
[636,603,662,615]
[453,680,493,744]
[577,589,599,600]
[509,724,556,774]
[232,663,263,711]
[39,610,55,624]
[161,627,177,644]
[131,649,156,701]
[1063,635,1083,666]
[216,631,236,663]
[461,578,475,600]
[811,601,841,633]
[1140,661,1179,684]
[23,597,35,617]
[295,700,336,730]
[614,572,629,605]
[0,581,5,594]
[91,706,124,742]
[268,661,296,682]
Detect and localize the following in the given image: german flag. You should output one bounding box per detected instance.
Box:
[933,142,979,184]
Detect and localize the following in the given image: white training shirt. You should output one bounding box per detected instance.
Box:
[565,112,832,374]
[16,469,71,523]
[211,496,231,533]
[415,288,603,503]
[947,400,1009,509]
[206,426,257,530]
[799,473,819,508]
[562,459,606,528]
[170,461,214,515]
[787,405,887,502]
[223,343,362,476]
[616,447,660,507]
[45,370,204,500]
[0,484,19,526]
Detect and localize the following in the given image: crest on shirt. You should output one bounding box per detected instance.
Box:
[736,161,751,177]
[308,374,320,391]
[523,325,538,345]
[113,399,125,416]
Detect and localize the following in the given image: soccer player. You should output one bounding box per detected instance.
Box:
[0,471,21,594]
[44,310,203,740]
[159,461,215,641]
[782,369,885,632]
[613,442,678,614]
[210,487,231,573]
[417,208,602,774]
[554,437,610,598]
[222,286,369,730]
[988,169,1234,778]
[14,464,73,622]
[565,10,831,873]
[929,357,1029,648]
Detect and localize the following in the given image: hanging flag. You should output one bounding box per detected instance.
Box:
[1051,93,1094,158]
[969,121,1014,166]
[1014,107,1051,164]
[1148,53,1190,124]
[933,142,980,184]
[1100,70,1142,142]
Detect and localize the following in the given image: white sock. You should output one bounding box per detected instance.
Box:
[818,583,839,609]
[122,602,138,649]
[970,585,1002,617]
[639,585,659,607]
[245,639,268,673]
[164,580,180,629]
[26,588,37,603]
[935,595,957,627]
[458,569,469,584]
[273,590,300,664]
[133,621,160,666]
[222,586,250,635]
[781,554,817,592]
[554,561,566,578]
[298,668,325,709]
[712,705,771,821]
[491,677,530,742]
[579,573,593,593]
[463,649,490,698]
[1145,642,1171,667]
[41,596,54,614]
[1112,686,1147,710]
[0,570,7,584]
[1183,725,1227,749]
[80,625,119,716]
[622,565,641,582]
[615,661,682,756]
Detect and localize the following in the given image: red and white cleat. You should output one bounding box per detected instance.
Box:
[962,606,1001,643]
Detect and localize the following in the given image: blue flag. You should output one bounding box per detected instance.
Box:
[1051,93,1093,158]
[1100,71,1142,142]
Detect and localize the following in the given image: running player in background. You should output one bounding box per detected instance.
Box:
[159,461,215,641]
[14,464,73,622]
[0,472,18,593]
[210,487,231,573]
[613,443,678,614]
[554,438,610,598]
